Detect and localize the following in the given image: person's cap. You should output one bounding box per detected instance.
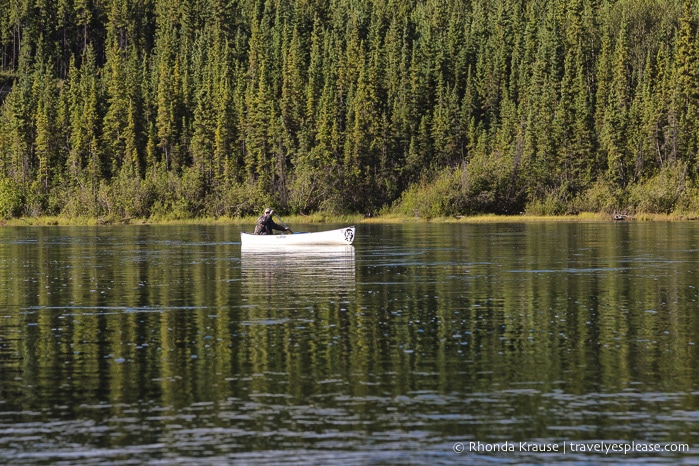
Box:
[264,208,273,214]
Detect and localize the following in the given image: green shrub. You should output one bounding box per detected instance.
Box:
[145,166,207,219]
[111,169,154,218]
[458,152,524,215]
[525,192,567,216]
[0,177,24,218]
[394,168,460,219]
[206,181,273,218]
[525,183,583,216]
[674,181,699,215]
[628,162,687,214]
[58,181,111,219]
[287,168,322,214]
[577,179,625,214]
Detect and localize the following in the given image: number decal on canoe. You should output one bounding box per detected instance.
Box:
[344,228,354,243]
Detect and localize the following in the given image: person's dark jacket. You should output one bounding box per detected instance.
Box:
[254,213,287,235]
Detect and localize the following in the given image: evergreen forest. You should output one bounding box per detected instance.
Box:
[2,0,699,221]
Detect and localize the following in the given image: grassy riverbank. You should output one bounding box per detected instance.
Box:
[0,212,364,227]
[3,211,699,227]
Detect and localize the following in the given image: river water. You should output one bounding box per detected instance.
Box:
[0,222,697,464]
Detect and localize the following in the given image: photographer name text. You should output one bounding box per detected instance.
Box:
[452,441,690,455]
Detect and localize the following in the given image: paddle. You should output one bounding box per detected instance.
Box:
[273,213,293,234]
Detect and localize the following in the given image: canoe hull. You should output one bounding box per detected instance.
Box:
[241,226,355,247]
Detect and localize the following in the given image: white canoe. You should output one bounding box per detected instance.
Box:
[240,226,355,247]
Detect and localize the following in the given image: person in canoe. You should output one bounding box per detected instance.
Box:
[254,208,291,235]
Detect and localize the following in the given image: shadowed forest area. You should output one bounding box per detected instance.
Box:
[1,0,699,221]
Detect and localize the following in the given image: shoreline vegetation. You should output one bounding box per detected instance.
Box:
[3,1,699,224]
[2,211,698,227]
